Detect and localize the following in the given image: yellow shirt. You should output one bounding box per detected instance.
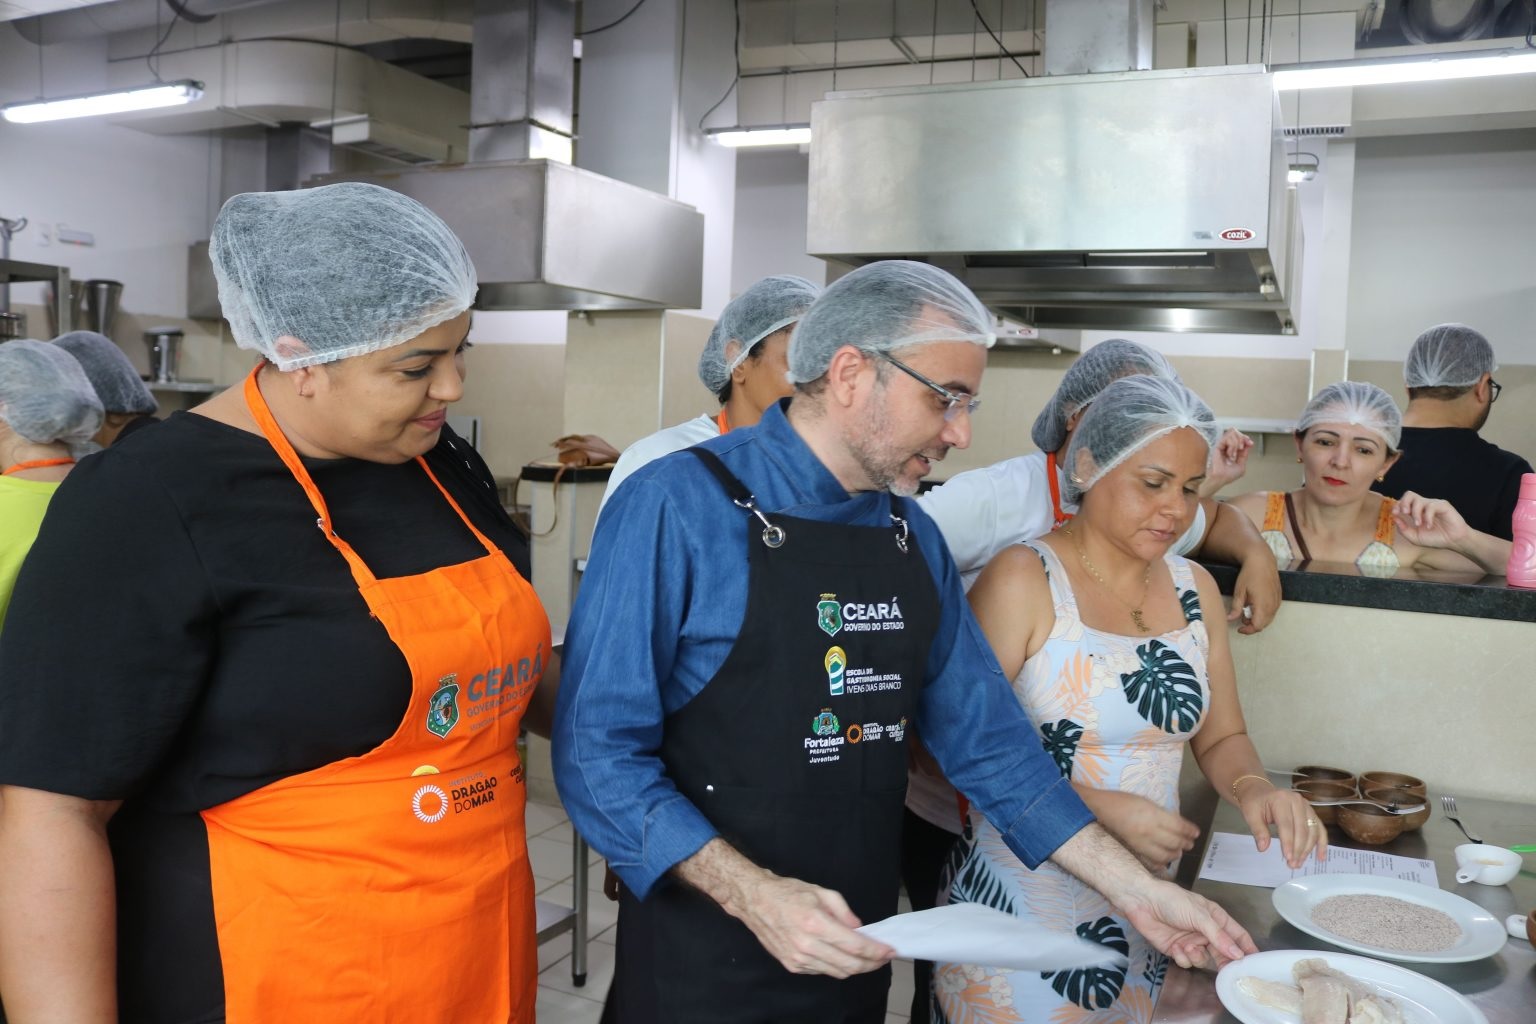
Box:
[0,475,61,627]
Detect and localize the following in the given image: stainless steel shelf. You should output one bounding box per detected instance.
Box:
[145,380,221,393]
[0,258,72,334]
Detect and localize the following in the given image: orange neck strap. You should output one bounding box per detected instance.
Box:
[715,408,731,436]
[1046,451,1074,529]
[2,457,75,476]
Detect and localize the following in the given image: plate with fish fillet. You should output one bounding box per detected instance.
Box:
[1272,874,1507,963]
[1215,951,1488,1024]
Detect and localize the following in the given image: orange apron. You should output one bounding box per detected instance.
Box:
[199,366,547,1022]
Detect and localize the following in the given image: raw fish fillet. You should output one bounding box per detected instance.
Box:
[1296,972,1352,1024]
[1350,995,1405,1024]
[1237,976,1302,1014]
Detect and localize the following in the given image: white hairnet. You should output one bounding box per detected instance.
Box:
[0,339,104,450]
[1032,339,1179,454]
[1296,381,1402,451]
[700,275,820,396]
[52,331,158,415]
[1403,323,1496,389]
[210,182,477,371]
[1064,375,1218,503]
[787,261,994,384]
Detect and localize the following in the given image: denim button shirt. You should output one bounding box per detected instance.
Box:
[553,400,1092,898]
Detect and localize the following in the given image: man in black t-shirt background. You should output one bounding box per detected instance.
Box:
[1379,323,1533,541]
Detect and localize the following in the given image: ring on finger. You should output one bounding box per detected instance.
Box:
[1305,818,1318,829]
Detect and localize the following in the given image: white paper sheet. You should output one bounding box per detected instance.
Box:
[1196,831,1440,889]
[856,903,1128,971]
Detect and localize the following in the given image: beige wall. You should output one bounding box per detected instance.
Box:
[459,341,567,480]
[1218,599,1530,804]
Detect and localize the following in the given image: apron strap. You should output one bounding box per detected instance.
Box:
[1046,450,1075,529]
[242,365,508,589]
[687,447,785,549]
[1283,490,1314,563]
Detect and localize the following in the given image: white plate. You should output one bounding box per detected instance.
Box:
[1215,949,1489,1024]
[1272,873,1507,963]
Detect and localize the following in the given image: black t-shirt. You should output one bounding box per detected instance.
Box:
[1378,426,1533,541]
[0,411,531,1023]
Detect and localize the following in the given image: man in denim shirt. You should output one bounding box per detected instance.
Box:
[554,262,1254,1023]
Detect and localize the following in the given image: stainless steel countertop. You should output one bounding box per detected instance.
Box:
[1154,792,1535,1023]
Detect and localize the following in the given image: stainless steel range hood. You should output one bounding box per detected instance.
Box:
[318,159,704,311]
[808,65,1300,334]
[318,0,703,312]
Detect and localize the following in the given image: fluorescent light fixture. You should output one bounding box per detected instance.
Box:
[707,125,812,148]
[1,79,204,124]
[1273,48,1536,91]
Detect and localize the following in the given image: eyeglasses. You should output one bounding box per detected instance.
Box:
[1489,378,1502,403]
[878,352,982,422]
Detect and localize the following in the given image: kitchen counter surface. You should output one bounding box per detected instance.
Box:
[1156,792,1535,1023]
[1202,560,1536,623]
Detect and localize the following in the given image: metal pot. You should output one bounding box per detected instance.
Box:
[0,311,26,341]
[144,325,184,382]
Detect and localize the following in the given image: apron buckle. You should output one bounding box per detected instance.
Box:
[733,497,787,549]
[890,513,910,554]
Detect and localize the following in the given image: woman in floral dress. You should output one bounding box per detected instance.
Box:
[933,376,1324,1024]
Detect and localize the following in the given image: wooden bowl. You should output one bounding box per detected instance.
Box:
[1359,771,1426,797]
[1295,765,1357,790]
[1364,785,1429,831]
[1295,780,1356,825]
[1337,802,1406,845]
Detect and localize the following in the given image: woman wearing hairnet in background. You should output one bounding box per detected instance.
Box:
[933,376,1320,1022]
[597,273,819,514]
[0,339,102,625]
[53,329,161,446]
[0,182,554,1024]
[1229,381,1511,576]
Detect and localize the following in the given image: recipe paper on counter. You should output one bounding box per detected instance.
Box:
[1197,831,1440,889]
[857,904,1128,971]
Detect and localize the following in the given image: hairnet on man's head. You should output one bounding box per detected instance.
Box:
[787,261,993,385]
[0,339,104,450]
[699,275,820,395]
[210,182,477,371]
[1064,375,1218,504]
[1403,323,1496,389]
[52,331,158,416]
[1296,381,1402,451]
[1032,339,1179,455]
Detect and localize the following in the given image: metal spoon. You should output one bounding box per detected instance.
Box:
[1302,798,1426,815]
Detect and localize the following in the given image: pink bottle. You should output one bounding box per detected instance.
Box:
[1507,473,1536,588]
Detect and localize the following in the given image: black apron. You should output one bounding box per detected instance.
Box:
[608,449,942,1024]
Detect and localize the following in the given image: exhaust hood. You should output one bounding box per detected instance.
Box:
[318,159,704,311]
[808,66,1301,335]
[316,0,703,312]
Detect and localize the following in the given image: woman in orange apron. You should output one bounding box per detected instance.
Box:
[0,183,550,1023]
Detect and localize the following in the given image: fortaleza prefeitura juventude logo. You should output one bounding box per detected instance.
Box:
[815,592,905,638]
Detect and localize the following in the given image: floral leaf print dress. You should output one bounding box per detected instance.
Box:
[932,542,1210,1024]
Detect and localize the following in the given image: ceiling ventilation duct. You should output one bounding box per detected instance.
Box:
[321,0,703,312]
[807,0,1301,334]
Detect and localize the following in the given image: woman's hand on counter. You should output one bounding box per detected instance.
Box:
[1073,784,1199,871]
[1237,784,1327,869]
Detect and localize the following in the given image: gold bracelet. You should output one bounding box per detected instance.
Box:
[1231,773,1273,799]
